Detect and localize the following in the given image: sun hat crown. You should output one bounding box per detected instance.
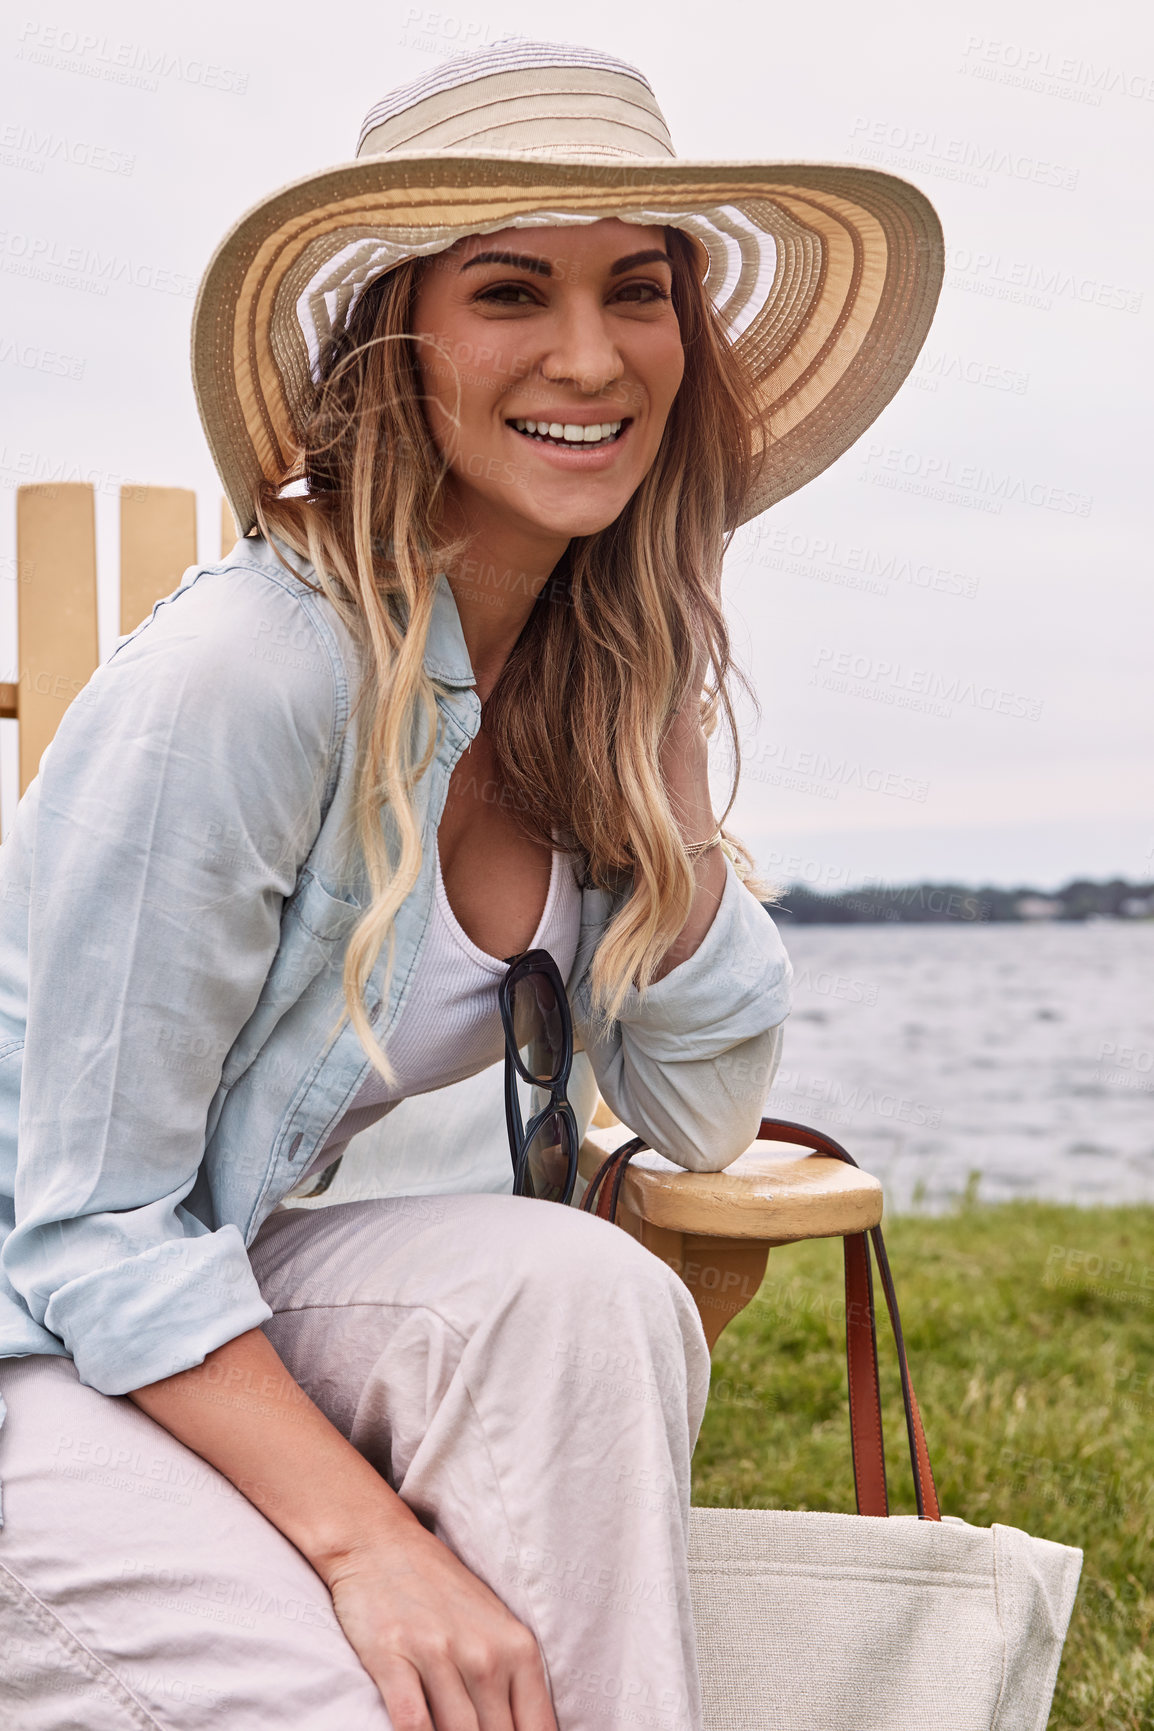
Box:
[355,41,675,164]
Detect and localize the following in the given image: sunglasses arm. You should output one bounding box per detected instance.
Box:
[503,1051,526,1169]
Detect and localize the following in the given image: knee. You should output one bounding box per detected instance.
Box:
[510,1200,676,1304]
[499,1203,708,1377]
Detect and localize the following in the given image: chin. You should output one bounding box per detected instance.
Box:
[534,516,620,542]
[525,495,637,542]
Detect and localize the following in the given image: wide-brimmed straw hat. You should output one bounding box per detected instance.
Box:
[192,40,944,537]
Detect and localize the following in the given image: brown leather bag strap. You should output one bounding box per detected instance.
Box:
[866,1218,941,1521]
[842,1229,887,1517]
[756,1118,940,1521]
[580,1136,649,1221]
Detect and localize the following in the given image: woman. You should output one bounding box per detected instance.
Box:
[0,41,942,1731]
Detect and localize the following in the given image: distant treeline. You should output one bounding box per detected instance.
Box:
[768,878,1154,925]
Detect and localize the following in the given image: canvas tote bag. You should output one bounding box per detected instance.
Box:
[583,1118,1084,1731]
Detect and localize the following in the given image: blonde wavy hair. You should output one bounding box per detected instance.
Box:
[257,226,767,1079]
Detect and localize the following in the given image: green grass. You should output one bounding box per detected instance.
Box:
[690,1200,1154,1731]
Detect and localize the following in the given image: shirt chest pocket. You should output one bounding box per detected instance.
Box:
[219,872,364,1090]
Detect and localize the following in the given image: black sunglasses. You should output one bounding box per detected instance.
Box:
[498,948,580,1206]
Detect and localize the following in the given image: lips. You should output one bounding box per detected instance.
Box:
[507,417,628,448]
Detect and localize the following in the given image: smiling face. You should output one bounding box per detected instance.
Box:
[410,219,686,556]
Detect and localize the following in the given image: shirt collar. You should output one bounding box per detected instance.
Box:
[247,533,475,691]
[423,572,477,690]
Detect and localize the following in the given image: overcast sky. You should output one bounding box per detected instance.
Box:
[1,0,1150,890]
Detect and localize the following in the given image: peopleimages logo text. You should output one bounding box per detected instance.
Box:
[860,442,1093,517]
[0,231,195,297]
[15,23,248,94]
[961,35,1154,104]
[811,649,1044,720]
[849,117,1079,189]
[946,247,1141,315]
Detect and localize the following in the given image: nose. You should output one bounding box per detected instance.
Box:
[539,294,625,397]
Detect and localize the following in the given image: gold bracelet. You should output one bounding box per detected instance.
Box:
[684,827,723,861]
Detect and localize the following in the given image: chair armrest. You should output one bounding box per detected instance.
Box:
[578,1122,884,1244]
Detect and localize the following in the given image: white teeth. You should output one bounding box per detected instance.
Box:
[509,418,625,445]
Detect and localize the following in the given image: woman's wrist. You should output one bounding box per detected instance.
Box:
[682,826,722,860]
[308,1493,423,1588]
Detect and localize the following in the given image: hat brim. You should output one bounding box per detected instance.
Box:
[191,152,944,537]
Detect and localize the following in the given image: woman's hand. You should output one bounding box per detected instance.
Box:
[323,1511,558,1731]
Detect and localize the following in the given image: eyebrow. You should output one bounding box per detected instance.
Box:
[458,248,672,277]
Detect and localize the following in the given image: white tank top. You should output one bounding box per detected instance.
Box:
[299,843,582,1182]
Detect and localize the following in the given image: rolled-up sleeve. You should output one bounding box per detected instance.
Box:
[573,858,792,1171]
[1,563,340,1396]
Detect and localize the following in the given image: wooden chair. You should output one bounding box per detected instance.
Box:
[3,480,884,1344]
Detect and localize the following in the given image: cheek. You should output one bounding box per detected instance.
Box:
[661,336,686,410]
[411,287,466,405]
[415,334,457,409]
[412,331,477,462]
[457,331,532,408]
[411,352,454,462]
[644,335,686,440]
[417,325,526,438]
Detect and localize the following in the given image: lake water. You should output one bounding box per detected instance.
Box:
[763,920,1154,1213]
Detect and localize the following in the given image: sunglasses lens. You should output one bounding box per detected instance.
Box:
[521,1111,575,1204]
[510,969,566,1084]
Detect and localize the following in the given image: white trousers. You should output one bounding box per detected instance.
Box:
[0,1194,711,1730]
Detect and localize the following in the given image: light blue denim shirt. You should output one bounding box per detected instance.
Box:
[0,532,791,1412]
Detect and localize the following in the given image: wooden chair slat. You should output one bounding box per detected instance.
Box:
[119,486,197,637]
[221,499,237,558]
[15,484,98,794]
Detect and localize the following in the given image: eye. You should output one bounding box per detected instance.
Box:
[613,279,672,305]
[473,281,540,307]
